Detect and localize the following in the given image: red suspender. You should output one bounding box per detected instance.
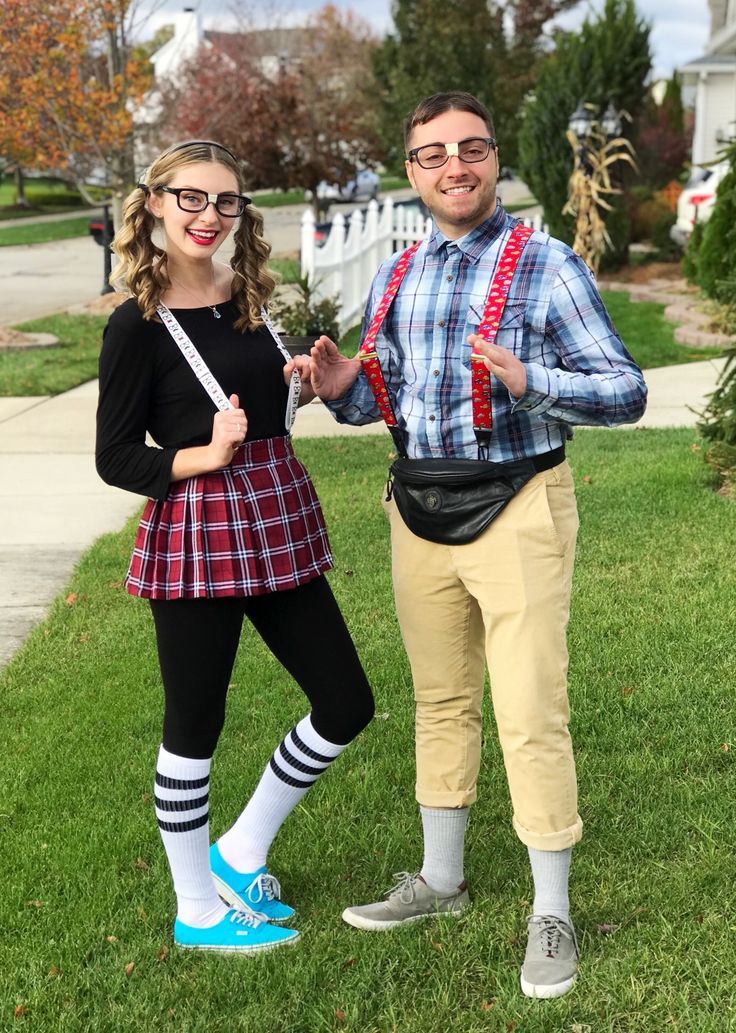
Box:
[358,222,534,454]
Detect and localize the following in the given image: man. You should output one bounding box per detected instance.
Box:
[310,91,646,999]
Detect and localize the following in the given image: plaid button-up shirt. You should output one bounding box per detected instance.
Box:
[329,203,647,461]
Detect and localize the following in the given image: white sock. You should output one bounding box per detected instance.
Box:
[419,806,469,893]
[528,846,572,923]
[154,745,228,928]
[217,715,346,874]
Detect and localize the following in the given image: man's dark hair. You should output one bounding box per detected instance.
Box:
[403,92,495,152]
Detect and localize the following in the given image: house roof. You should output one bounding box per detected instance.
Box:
[681,52,736,71]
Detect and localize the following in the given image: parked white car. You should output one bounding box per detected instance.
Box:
[670,161,730,247]
[314,169,380,203]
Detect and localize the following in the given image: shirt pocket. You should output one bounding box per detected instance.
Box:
[462,301,527,369]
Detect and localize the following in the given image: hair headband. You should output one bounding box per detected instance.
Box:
[166,140,240,163]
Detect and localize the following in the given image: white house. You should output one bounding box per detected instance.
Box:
[680,0,736,165]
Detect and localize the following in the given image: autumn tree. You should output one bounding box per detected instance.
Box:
[156,4,384,213]
[371,0,581,170]
[0,0,153,218]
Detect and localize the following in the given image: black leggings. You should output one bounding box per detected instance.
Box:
[149,575,374,758]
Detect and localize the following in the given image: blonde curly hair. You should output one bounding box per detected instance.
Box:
[110,141,275,332]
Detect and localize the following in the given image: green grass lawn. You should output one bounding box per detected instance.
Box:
[601,290,724,367]
[4,287,721,397]
[1,429,734,1031]
[0,216,98,247]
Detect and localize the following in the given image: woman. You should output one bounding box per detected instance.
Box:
[96,140,373,954]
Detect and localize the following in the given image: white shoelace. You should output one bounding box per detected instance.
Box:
[246,871,282,904]
[228,909,263,929]
[386,871,420,903]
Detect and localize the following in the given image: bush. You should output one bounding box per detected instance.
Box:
[695,151,736,303]
[24,189,85,207]
[652,210,679,259]
[598,205,631,272]
[697,340,736,496]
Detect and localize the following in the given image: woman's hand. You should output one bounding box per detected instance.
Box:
[310,336,361,401]
[284,354,316,406]
[468,335,527,399]
[209,393,247,467]
[170,394,247,481]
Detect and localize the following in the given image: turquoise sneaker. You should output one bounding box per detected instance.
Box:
[210,843,296,924]
[174,908,299,953]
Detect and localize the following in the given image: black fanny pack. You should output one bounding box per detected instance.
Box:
[386,447,565,545]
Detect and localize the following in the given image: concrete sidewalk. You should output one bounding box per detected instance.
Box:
[0,357,726,669]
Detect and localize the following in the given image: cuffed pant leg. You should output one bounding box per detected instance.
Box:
[459,462,583,850]
[386,498,485,808]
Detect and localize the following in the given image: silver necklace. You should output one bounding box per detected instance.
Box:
[169,269,222,319]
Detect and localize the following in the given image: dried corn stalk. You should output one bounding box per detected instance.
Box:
[563,119,637,275]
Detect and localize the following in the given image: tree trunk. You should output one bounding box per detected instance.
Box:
[14,166,30,208]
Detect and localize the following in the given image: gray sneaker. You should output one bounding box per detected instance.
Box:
[342,871,471,931]
[520,915,579,999]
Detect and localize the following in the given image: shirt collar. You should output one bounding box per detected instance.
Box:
[426,201,507,262]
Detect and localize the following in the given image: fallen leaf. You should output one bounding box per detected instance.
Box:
[124,961,135,977]
[596,922,620,935]
[65,593,77,606]
[582,475,592,484]
[14,1005,26,1017]
[78,633,89,643]
[137,907,148,920]
[108,580,123,589]
[695,915,704,924]
[621,685,633,696]
[142,792,151,804]
[506,1022,516,1031]
[431,941,442,951]
[156,945,169,963]
[340,958,356,970]
[343,570,355,577]
[48,965,60,977]
[380,712,390,721]
[334,1010,346,1024]
[106,935,118,943]
[134,857,150,871]
[721,743,730,752]
[480,1000,496,1011]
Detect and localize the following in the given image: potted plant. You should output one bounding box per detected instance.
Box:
[270,275,341,356]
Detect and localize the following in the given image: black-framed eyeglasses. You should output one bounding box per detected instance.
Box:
[154,185,250,217]
[407,137,496,170]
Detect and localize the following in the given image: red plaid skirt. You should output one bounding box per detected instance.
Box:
[126,436,333,599]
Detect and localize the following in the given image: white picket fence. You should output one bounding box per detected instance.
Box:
[300,195,548,331]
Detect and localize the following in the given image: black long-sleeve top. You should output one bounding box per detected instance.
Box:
[96,299,289,500]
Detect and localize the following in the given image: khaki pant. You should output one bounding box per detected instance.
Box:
[385,460,583,852]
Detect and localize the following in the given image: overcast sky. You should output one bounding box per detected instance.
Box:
[145,0,712,81]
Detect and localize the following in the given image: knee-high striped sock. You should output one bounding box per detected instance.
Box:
[155,745,228,928]
[217,715,346,874]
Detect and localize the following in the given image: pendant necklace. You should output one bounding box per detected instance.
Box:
[170,267,222,319]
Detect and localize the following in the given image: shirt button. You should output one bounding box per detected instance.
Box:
[428,414,436,422]
[447,275,453,282]
[437,320,446,328]
[432,369,440,377]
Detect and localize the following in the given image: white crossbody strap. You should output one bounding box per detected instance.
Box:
[156,303,301,431]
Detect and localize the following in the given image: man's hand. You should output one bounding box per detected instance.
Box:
[310,336,361,401]
[468,335,527,399]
